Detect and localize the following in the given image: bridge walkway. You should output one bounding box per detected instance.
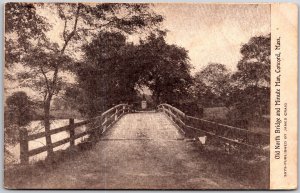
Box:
[8,112,258,189]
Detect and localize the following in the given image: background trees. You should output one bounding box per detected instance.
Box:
[192,34,270,129]
[229,34,271,121]
[6,92,33,127]
[233,34,271,87]
[194,63,231,107]
[5,92,33,163]
[72,32,193,116]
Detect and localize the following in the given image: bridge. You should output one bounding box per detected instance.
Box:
[5,104,269,189]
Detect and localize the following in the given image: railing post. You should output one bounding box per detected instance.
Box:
[103,116,107,132]
[183,114,192,137]
[19,127,29,164]
[115,108,118,121]
[69,118,75,147]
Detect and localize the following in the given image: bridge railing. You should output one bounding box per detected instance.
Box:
[157,103,269,153]
[157,104,186,133]
[19,104,131,164]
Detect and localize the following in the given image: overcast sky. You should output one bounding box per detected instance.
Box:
[153,3,270,73]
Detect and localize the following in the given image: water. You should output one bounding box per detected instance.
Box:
[5,119,89,165]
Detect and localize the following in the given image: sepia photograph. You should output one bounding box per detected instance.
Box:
[4,2,274,189]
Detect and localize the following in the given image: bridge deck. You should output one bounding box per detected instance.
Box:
[6,112,267,189]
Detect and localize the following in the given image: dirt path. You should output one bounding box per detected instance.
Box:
[5,112,268,189]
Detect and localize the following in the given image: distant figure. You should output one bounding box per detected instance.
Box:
[141,100,147,109]
[141,94,147,110]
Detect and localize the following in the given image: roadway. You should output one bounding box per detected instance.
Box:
[5,112,268,189]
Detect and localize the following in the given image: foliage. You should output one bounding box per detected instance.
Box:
[228,34,271,121]
[5,91,33,158]
[73,32,193,116]
[192,34,270,126]
[6,2,163,108]
[194,63,231,107]
[6,91,32,126]
[233,34,271,87]
[75,32,141,115]
[5,3,50,67]
[137,34,193,105]
[227,86,270,120]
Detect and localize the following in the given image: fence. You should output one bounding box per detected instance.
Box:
[157,103,269,153]
[19,104,130,164]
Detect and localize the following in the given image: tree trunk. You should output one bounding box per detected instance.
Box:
[155,91,161,106]
[44,97,54,158]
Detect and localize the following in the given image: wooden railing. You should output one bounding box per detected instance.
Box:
[157,103,269,153]
[19,104,131,164]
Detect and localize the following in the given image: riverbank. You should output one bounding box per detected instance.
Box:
[31,108,83,120]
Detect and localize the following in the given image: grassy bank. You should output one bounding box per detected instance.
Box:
[202,107,270,134]
[32,108,83,120]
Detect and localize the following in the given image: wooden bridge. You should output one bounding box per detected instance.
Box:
[7,104,270,189]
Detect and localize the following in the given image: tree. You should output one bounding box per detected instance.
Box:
[137,34,193,105]
[5,3,163,157]
[74,32,193,115]
[75,32,142,115]
[5,92,32,163]
[228,86,270,119]
[233,34,271,87]
[5,3,50,67]
[228,34,271,121]
[194,63,231,107]
[6,91,32,127]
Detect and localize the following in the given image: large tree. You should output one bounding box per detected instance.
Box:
[233,34,271,87]
[194,63,231,107]
[137,34,193,105]
[229,34,271,120]
[73,33,193,115]
[5,2,163,157]
[75,32,142,115]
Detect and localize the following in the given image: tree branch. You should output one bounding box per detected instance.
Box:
[61,4,81,54]
[39,65,50,94]
[62,19,68,42]
[51,4,82,97]
[76,20,115,34]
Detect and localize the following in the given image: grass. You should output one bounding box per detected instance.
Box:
[202,107,270,134]
[196,144,269,189]
[203,107,229,120]
[4,139,96,189]
[33,108,83,120]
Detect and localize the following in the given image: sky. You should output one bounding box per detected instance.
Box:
[153,3,270,73]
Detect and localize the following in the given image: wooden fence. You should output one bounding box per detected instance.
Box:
[19,104,131,164]
[157,103,269,153]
